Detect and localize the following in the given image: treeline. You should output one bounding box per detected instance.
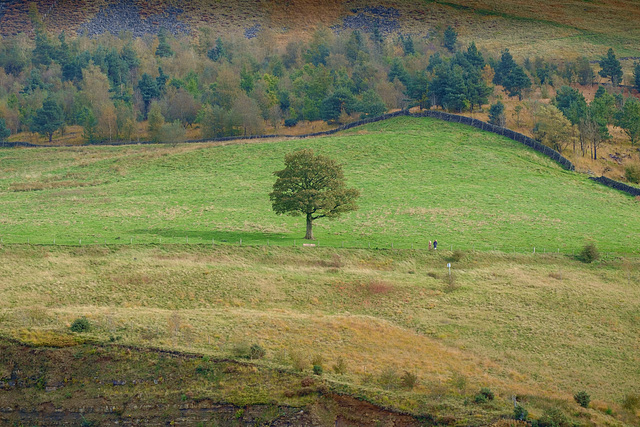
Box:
[1,8,640,153]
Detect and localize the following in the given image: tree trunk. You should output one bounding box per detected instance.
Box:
[305,214,314,240]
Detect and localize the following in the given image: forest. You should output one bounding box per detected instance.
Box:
[1,6,639,183]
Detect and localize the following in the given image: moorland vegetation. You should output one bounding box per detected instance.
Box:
[1,2,640,425]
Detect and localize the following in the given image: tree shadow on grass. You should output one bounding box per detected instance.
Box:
[133,228,293,244]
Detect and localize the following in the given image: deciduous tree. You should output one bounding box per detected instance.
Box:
[533,104,577,153]
[270,149,359,240]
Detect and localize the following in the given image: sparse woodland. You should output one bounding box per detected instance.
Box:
[1,6,639,183]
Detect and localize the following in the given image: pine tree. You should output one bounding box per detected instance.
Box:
[616,96,640,146]
[138,73,159,118]
[554,86,587,125]
[599,48,623,86]
[464,42,485,70]
[443,26,457,52]
[0,118,11,142]
[155,28,174,58]
[31,98,64,142]
[488,101,506,126]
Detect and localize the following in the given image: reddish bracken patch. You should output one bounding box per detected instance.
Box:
[367,280,394,295]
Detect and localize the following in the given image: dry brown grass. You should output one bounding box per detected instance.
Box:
[1,245,638,417]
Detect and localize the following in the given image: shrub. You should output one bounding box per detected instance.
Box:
[249,344,266,360]
[70,317,90,333]
[474,387,494,403]
[580,242,599,263]
[479,387,495,400]
[378,367,399,390]
[400,371,418,390]
[159,120,186,144]
[232,342,251,358]
[444,273,459,293]
[313,365,323,376]
[622,393,640,411]
[290,350,308,372]
[514,405,528,421]
[332,356,347,374]
[574,390,590,408]
[474,393,488,404]
[625,164,640,184]
[311,354,324,367]
[284,117,298,127]
[450,250,465,262]
[534,407,569,427]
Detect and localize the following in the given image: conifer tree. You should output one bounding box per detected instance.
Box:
[599,48,623,86]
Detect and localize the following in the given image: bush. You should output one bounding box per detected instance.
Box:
[580,242,600,263]
[290,350,308,372]
[444,273,459,293]
[625,164,640,184]
[332,356,347,374]
[400,371,418,390]
[474,387,494,403]
[574,390,590,408]
[70,317,90,333]
[313,364,323,376]
[622,393,640,411]
[514,405,528,421]
[284,117,298,127]
[533,407,569,427]
[159,120,186,144]
[249,344,266,360]
[378,367,399,390]
[232,342,251,358]
[450,250,465,262]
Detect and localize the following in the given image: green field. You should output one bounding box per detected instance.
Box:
[1,116,638,254]
[2,117,640,425]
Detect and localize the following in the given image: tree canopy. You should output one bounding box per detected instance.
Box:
[599,48,622,86]
[31,97,64,142]
[270,149,359,240]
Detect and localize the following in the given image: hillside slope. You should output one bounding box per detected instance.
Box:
[2,0,639,58]
[1,116,638,252]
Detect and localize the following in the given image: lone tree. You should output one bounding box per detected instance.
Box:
[270,149,360,240]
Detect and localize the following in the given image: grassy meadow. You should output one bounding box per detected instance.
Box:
[0,116,638,254]
[1,116,640,424]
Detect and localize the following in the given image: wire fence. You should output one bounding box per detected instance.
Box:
[1,234,636,257]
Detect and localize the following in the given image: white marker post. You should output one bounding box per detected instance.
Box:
[447,263,451,278]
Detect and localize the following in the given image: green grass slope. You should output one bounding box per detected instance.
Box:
[0,116,638,253]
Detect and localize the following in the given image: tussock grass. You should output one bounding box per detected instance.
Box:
[0,244,638,425]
